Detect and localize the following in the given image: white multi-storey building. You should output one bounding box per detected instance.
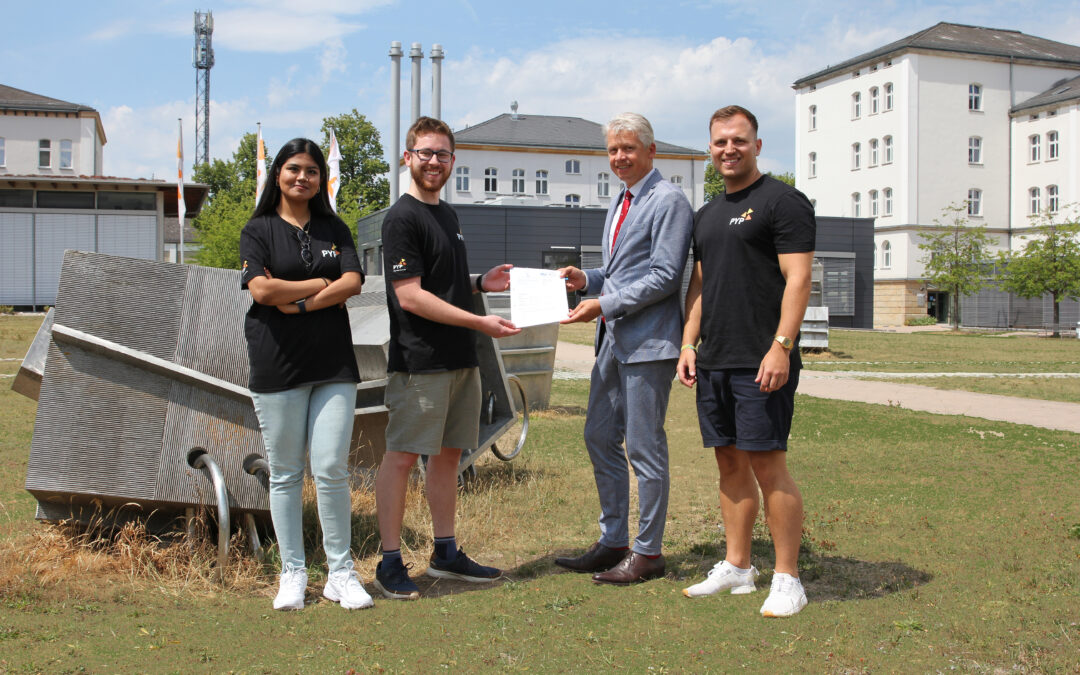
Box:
[0,84,105,176]
[794,23,1080,325]
[398,112,705,209]
[1,85,206,307]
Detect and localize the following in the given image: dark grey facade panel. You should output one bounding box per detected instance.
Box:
[357,207,873,328]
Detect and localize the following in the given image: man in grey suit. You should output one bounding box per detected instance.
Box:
[556,112,694,584]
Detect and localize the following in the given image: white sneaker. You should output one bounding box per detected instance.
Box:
[273,567,308,611]
[323,564,374,610]
[760,572,807,617]
[682,560,759,598]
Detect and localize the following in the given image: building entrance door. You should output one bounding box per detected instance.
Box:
[927,291,949,323]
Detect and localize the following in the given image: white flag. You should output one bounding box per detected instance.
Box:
[255,123,267,205]
[177,119,186,264]
[327,128,341,214]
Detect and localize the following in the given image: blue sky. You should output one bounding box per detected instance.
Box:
[5,0,1078,181]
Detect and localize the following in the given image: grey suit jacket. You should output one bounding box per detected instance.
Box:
[583,168,694,364]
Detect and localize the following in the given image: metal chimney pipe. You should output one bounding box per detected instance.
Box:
[389,41,403,203]
[430,44,444,120]
[409,42,423,124]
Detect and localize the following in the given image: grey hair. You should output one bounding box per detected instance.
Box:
[603,112,654,148]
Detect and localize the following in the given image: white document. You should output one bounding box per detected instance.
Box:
[509,267,569,328]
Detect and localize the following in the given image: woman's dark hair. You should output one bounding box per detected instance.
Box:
[251,137,337,219]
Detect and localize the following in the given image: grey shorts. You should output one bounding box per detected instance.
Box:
[384,367,481,455]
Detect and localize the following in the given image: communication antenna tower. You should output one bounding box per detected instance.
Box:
[192,11,214,166]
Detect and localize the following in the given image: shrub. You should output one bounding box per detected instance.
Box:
[904,316,938,326]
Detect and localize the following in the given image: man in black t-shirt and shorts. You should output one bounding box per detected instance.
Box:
[677,106,815,618]
[373,116,520,600]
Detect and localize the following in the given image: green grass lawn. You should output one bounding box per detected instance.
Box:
[862,375,1080,404]
[558,321,597,346]
[803,328,1080,373]
[2,316,1079,672]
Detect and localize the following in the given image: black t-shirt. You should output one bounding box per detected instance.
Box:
[382,194,478,373]
[693,174,816,370]
[239,212,363,393]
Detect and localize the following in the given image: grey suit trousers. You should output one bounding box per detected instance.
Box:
[584,330,677,556]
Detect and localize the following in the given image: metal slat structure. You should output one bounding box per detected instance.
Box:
[18,251,527,529]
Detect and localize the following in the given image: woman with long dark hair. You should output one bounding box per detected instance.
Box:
[239,138,370,610]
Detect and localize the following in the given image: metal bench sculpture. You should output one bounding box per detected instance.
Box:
[15,250,528,576]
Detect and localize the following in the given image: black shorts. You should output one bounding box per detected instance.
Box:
[695,366,799,451]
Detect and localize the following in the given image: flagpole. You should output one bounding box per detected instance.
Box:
[256,123,267,206]
[177,118,186,264]
[328,128,341,214]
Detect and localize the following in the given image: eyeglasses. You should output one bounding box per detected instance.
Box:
[408,148,454,163]
[294,226,314,271]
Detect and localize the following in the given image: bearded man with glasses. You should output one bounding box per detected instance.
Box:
[373,116,521,600]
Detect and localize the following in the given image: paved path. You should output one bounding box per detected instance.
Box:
[553,341,1080,434]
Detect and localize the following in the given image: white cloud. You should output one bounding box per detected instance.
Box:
[445,36,802,169]
[320,37,348,81]
[101,98,262,180]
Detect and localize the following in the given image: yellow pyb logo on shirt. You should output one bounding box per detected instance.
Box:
[728,208,754,227]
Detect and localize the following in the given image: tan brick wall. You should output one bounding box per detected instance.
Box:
[874,280,927,327]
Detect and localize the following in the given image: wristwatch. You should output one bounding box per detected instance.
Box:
[774,335,793,350]
[296,298,307,314]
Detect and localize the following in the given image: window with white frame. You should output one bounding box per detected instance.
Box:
[852,142,861,170]
[852,92,861,119]
[0,137,5,167]
[1048,131,1059,160]
[967,189,982,216]
[968,83,982,111]
[884,187,893,215]
[881,240,892,268]
[669,175,683,187]
[1048,184,1059,213]
[968,136,982,164]
[535,170,549,195]
[1029,135,1040,162]
[1029,186,1041,214]
[852,192,861,217]
[484,167,498,193]
[565,159,580,174]
[808,152,816,178]
[598,172,611,197]
[869,189,879,217]
[60,139,73,169]
[38,139,51,168]
[869,87,879,114]
[511,168,525,194]
[809,105,817,130]
[884,83,894,110]
[874,242,878,269]
[565,194,581,208]
[455,166,470,191]
[869,138,879,166]
[883,136,893,164]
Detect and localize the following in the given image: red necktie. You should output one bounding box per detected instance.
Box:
[610,191,632,252]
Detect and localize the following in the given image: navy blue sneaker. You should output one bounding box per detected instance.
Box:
[426,548,502,582]
[373,559,420,600]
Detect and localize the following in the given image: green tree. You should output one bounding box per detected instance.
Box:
[704,162,725,202]
[996,208,1080,337]
[191,132,263,269]
[703,168,794,202]
[917,202,994,331]
[768,171,795,187]
[320,109,389,233]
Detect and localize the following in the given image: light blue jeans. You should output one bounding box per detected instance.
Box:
[251,381,356,573]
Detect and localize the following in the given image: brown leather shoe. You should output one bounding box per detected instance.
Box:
[554,542,628,573]
[591,552,666,585]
